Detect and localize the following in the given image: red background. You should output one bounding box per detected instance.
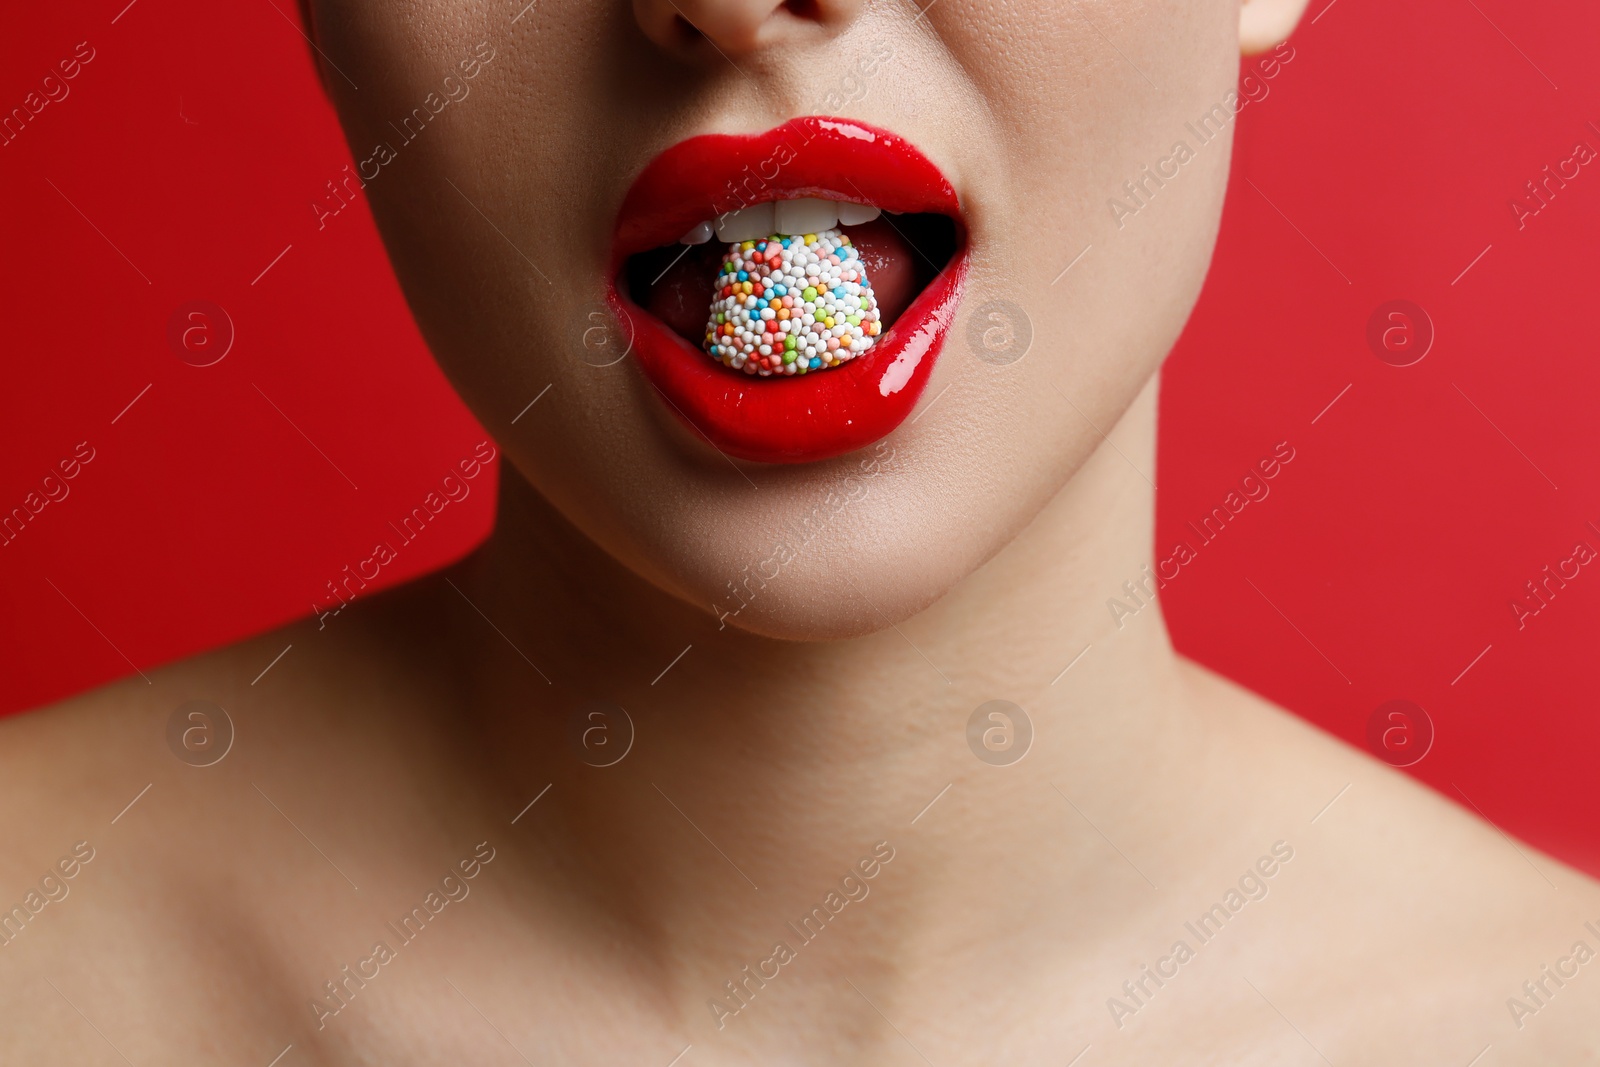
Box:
[3,3,1597,875]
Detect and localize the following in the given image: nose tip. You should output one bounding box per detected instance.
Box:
[632,0,860,59]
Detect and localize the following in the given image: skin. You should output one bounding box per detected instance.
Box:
[4,0,1600,1063]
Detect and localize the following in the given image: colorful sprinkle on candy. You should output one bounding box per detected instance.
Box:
[703,228,882,377]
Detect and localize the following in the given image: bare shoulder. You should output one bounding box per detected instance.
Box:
[0,585,462,1062]
[0,572,453,803]
[0,626,276,851]
[1174,658,1600,1063]
[0,625,290,1057]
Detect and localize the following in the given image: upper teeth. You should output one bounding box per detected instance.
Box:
[683,198,882,244]
[835,202,882,226]
[679,219,715,244]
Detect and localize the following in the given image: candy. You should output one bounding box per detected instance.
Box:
[702,228,882,377]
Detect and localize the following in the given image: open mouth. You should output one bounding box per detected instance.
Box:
[609,117,968,465]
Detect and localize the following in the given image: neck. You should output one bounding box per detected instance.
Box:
[448,373,1205,989]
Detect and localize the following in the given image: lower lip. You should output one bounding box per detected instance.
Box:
[610,249,967,465]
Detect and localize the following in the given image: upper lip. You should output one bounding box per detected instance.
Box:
[610,116,961,267]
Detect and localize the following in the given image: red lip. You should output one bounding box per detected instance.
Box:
[609,116,967,465]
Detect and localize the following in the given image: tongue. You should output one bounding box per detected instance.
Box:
[639,241,725,343]
[642,218,919,346]
[843,219,918,328]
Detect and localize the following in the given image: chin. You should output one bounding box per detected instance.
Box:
[677,503,976,643]
[601,438,1043,642]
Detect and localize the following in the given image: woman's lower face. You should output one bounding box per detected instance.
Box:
[309,0,1238,637]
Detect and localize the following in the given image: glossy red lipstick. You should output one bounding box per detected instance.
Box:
[610,117,967,465]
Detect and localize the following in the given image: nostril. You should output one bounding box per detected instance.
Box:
[636,0,854,57]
